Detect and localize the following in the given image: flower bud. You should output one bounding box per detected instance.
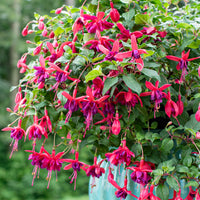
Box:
[49,31,55,38]
[195,107,200,122]
[55,7,63,14]
[112,113,121,135]
[28,30,34,34]
[22,25,28,36]
[33,44,42,55]
[110,2,120,22]
[38,21,44,30]
[198,66,200,78]
[176,94,184,115]
[196,132,200,139]
[42,28,48,37]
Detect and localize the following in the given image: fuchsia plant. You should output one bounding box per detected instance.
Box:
[2,0,200,199]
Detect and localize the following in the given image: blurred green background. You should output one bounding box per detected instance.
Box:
[0,0,90,199]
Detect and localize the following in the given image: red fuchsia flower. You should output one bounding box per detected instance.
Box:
[166,50,200,82]
[115,34,148,71]
[98,39,122,61]
[169,191,183,200]
[81,86,109,137]
[195,189,200,200]
[105,140,135,166]
[55,6,64,14]
[63,152,88,190]
[13,88,27,113]
[112,112,121,135]
[185,186,196,200]
[62,89,86,123]
[26,147,64,188]
[17,54,29,73]
[110,2,120,22]
[176,94,184,115]
[39,108,52,134]
[138,185,149,200]
[2,119,25,158]
[127,159,155,185]
[195,104,200,122]
[72,9,84,35]
[82,11,114,34]
[83,30,115,52]
[165,91,179,120]
[33,43,43,55]
[38,20,44,30]
[116,88,143,114]
[116,23,143,42]
[140,81,171,118]
[86,156,105,189]
[33,55,53,89]
[22,25,29,36]
[108,168,138,200]
[91,77,104,98]
[25,115,48,150]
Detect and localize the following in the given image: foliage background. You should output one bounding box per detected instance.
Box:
[0,0,89,199]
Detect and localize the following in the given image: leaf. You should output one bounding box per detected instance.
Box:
[176,165,189,173]
[160,138,174,152]
[141,68,160,81]
[135,14,151,25]
[122,74,142,94]
[122,8,135,22]
[184,181,199,188]
[177,23,192,29]
[85,66,102,82]
[102,77,118,95]
[54,27,64,37]
[152,169,163,176]
[87,135,98,143]
[166,176,179,192]
[120,0,132,3]
[185,114,200,132]
[143,50,154,58]
[183,155,192,167]
[156,184,169,200]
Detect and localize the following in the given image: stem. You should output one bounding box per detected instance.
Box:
[190,138,200,155]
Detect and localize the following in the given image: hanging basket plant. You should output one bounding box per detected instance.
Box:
[2,0,200,199]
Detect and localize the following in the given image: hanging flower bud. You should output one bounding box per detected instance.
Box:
[22,25,29,36]
[53,38,58,47]
[195,104,200,122]
[196,132,200,139]
[198,66,200,78]
[33,43,43,55]
[49,31,55,38]
[42,27,48,37]
[38,21,44,30]
[110,2,120,22]
[176,94,184,115]
[28,30,34,34]
[55,6,64,14]
[112,112,121,135]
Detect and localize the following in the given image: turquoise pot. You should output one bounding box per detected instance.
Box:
[89,159,189,200]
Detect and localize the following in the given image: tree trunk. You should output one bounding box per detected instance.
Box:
[10,0,21,108]
[65,0,75,6]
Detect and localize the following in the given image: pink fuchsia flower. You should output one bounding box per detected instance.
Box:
[2,119,25,158]
[55,6,64,14]
[105,140,135,166]
[195,104,200,122]
[112,112,121,135]
[82,11,114,33]
[62,89,86,123]
[99,39,122,61]
[33,43,43,55]
[81,86,109,137]
[127,159,155,185]
[17,54,29,73]
[116,23,143,42]
[110,2,120,22]
[72,9,84,35]
[115,34,148,71]
[39,108,52,134]
[13,88,26,113]
[91,77,104,98]
[140,81,171,118]
[63,152,88,190]
[138,185,150,200]
[166,50,200,82]
[22,25,29,36]
[116,88,143,114]
[176,94,184,115]
[108,168,138,200]
[165,91,179,119]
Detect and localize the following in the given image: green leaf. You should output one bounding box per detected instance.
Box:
[120,0,132,3]
[87,135,98,143]
[135,14,151,25]
[183,155,192,167]
[143,50,154,58]
[54,27,64,37]
[141,68,160,81]
[156,184,169,200]
[177,23,192,29]
[185,114,200,132]
[122,74,142,94]
[160,138,174,152]
[176,165,189,173]
[152,169,163,176]
[85,66,102,82]
[184,181,199,188]
[83,33,95,43]
[122,8,135,22]
[102,77,118,95]
[166,176,179,192]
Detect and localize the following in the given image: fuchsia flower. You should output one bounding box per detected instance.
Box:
[27,147,64,188]
[91,77,104,98]
[166,50,200,82]
[17,54,29,73]
[165,91,179,119]
[63,152,88,190]
[116,88,143,114]
[112,112,121,135]
[72,9,84,35]
[39,108,52,134]
[13,87,27,112]
[116,35,147,71]
[2,119,25,158]
[83,11,114,33]
[22,25,29,36]
[105,140,135,166]
[127,159,155,186]
[99,39,122,61]
[110,2,120,22]
[81,86,109,137]
[116,23,143,42]
[140,81,171,118]
[176,94,184,115]
[33,55,53,89]
[62,89,86,122]
[138,185,149,200]
[108,168,138,200]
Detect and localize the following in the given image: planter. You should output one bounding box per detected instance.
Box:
[89,159,189,200]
